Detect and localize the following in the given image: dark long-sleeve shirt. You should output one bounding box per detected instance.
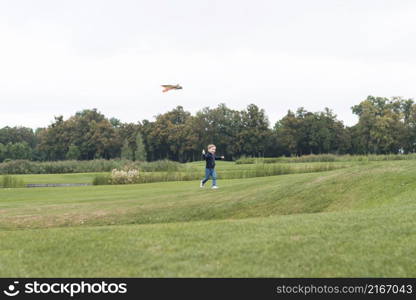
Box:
[202,152,223,169]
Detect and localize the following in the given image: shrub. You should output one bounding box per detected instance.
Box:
[1,175,25,188]
[109,169,140,184]
[92,174,110,185]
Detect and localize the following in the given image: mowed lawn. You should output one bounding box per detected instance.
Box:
[14,172,101,184]
[12,160,352,185]
[1,160,416,277]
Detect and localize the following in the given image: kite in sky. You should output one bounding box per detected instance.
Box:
[161,84,183,93]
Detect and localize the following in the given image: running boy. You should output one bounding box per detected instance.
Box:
[200,144,224,189]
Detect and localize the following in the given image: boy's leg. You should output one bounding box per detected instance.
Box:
[211,169,217,187]
[201,168,211,185]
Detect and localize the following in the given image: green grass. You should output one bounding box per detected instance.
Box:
[0,175,25,188]
[14,173,101,184]
[1,160,416,277]
[10,161,348,185]
[235,153,416,164]
[1,207,414,277]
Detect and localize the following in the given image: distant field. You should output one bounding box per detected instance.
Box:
[10,161,353,185]
[14,173,102,184]
[235,153,416,164]
[1,160,416,276]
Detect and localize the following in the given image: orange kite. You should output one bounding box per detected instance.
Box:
[161,84,183,92]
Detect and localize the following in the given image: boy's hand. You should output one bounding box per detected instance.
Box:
[202,149,205,155]
[221,156,224,159]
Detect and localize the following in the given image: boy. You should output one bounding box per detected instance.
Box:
[200,144,224,189]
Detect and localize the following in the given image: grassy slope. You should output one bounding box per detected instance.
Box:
[1,207,415,277]
[1,160,416,276]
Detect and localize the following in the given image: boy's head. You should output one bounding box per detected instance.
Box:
[207,144,216,153]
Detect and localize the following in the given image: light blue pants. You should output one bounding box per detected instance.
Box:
[202,168,217,186]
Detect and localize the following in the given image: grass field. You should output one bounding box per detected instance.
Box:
[14,173,101,184]
[11,161,352,185]
[1,160,416,277]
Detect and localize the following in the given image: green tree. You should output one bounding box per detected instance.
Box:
[37,116,68,160]
[109,117,122,128]
[275,110,300,156]
[147,106,191,161]
[38,109,122,160]
[121,139,134,160]
[119,123,141,160]
[275,108,349,155]
[352,96,406,154]
[135,133,146,161]
[237,104,270,157]
[0,126,36,147]
[5,142,32,160]
[66,145,81,160]
[195,104,242,159]
[0,143,6,162]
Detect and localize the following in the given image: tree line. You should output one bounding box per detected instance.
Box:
[1,96,416,163]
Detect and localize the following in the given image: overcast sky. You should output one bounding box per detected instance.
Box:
[1,0,416,129]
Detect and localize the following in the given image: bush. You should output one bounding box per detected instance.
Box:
[1,175,25,188]
[109,169,140,184]
[0,160,33,173]
[92,174,110,185]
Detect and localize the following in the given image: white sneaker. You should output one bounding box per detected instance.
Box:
[211,186,219,189]
[200,180,204,188]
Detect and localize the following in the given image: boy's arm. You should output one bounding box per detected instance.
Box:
[215,155,225,159]
[202,149,206,159]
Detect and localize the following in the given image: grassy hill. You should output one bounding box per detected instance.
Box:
[1,160,416,276]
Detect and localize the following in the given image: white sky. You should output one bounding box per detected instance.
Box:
[1,0,416,129]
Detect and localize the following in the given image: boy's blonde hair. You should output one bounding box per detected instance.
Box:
[207,144,216,150]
